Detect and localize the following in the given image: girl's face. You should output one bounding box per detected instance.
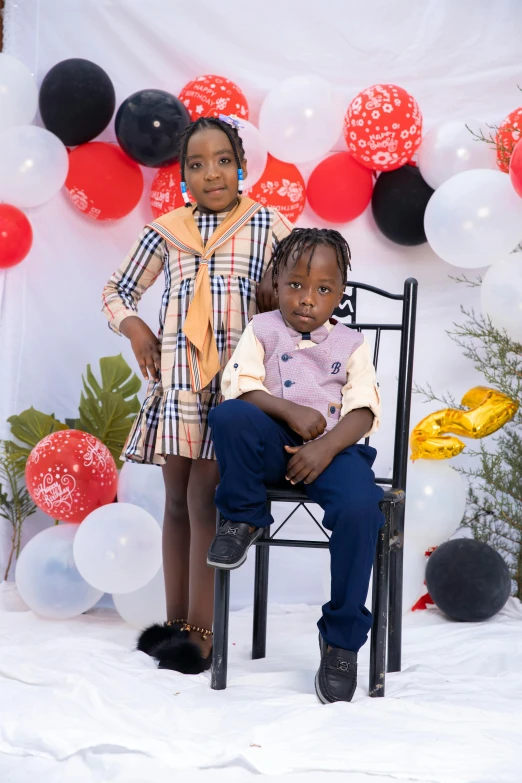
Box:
[184,128,248,214]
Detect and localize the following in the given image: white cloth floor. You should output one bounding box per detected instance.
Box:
[0,582,520,783]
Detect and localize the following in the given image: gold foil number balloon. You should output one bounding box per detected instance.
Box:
[410,386,518,461]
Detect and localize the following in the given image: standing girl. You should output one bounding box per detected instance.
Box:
[102,116,292,673]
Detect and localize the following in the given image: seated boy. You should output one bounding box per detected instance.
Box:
[207,227,383,704]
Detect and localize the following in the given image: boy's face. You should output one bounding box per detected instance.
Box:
[184,128,248,214]
[275,245,345,333]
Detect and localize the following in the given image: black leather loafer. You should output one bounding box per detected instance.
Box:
[206,521,264,569]
[315,632,358,704]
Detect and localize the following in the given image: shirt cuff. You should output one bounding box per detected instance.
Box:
[341,384,381,436]
[223,361,271,400]
[106,306,138,336]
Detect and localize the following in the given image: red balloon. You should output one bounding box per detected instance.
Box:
[150,162,194,218]
[509,139,522,198]
[307,152,374,224]
[25,430,118,523]
[344,84,423,172]
[0,204,33,269]
[497,107,522,173]
[179,74,249,122]
[246,155,306,223]
[65,142,144,221]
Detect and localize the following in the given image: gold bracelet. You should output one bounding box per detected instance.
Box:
[165,618,186,627]
[181,622,213,641]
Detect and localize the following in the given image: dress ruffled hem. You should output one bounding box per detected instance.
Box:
[122,384,221,464]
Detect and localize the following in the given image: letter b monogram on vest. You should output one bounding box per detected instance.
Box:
[252,311,364,433]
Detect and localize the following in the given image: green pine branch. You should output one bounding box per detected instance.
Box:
[0,440,37,581]
[417,280,522,596]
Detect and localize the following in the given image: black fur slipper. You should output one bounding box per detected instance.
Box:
[155,638,212,674]
[136,622,187,656]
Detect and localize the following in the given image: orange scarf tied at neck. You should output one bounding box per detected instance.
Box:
[149,197,262,392]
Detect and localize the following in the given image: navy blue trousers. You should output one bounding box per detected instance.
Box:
[209,399,384,653]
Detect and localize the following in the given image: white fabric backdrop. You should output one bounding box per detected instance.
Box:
[1,0,521,606]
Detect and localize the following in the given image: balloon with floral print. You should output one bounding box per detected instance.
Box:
[246,154,306,223]
[149,161,191,218]
[496,107,522,173]
[178,74,249,122]
[25,430,118,523]
[344,84,423,172]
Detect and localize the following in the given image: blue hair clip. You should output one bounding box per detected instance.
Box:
[219,114,244,130]
[180,180,191,205]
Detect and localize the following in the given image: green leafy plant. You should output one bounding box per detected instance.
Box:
[7,409,68,466]
[0,355,142,576]
[0,440,37,580]
[66,355,141,467]
[6,354,141,471]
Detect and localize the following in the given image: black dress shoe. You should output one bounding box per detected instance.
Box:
[315,633,358,704]
[206,520,264,569]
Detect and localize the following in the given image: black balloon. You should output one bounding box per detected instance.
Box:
[371,164,434,246]
[426,539,511,622]
[115,90,191,168]
[39,59,115,146]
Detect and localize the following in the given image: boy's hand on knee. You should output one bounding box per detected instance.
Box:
[284,441,334,485]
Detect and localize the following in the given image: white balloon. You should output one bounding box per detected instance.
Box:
[15,524,103,620]
[73,503,162,594]
[0,53,38,133]
[405,461,467,552]
[239,120,268,187]
[0,125,69,208]
[402,544,428,613]
[113,567,167,629]
[480,254,522,343]
[418,119,497,190]
[118,462,165,527]
[259,74,344,164]
[424,170,522,268]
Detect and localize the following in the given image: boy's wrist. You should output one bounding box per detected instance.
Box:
[321,408,374,454]
[279,399,303,421]
[316,429,345,459]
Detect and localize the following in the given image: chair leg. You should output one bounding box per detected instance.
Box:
[211,510,230,690]
[369,502,390,697]
[387,502,405,673]
[211,567,230,690]
[252,524,270,659]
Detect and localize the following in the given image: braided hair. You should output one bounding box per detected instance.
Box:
[271,228,352,287]
[177,117,246,207]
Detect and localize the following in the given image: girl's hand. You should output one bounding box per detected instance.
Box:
[257,268,278,312]
[120,316,161,382]
[284,441,334,485]
[132,332,161,382]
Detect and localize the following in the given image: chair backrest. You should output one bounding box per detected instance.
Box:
[333,278,418,493]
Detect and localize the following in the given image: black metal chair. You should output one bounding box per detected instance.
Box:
[211,278,418,696]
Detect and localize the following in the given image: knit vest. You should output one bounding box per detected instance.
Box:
[251,310,364,432]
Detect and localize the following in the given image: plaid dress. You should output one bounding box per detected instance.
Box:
[102,206,292,463]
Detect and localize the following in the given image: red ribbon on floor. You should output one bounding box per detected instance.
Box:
[411,547,437,612]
